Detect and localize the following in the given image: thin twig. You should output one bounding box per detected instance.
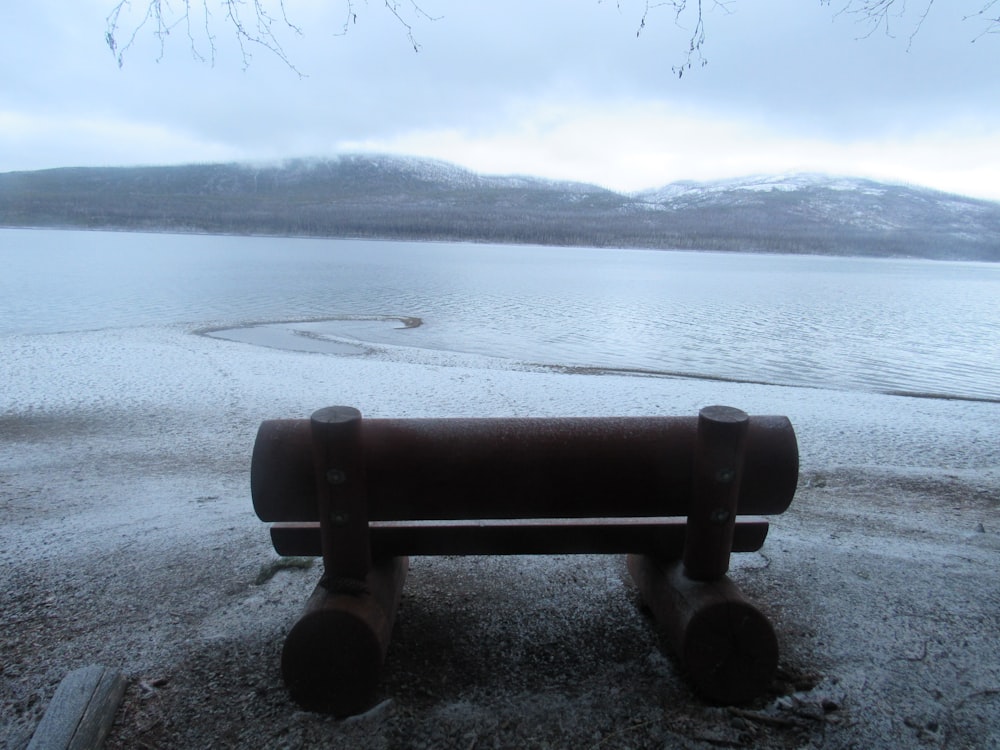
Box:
[728,706,810,729]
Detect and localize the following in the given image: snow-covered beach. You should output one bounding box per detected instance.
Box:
[2,322,999,748]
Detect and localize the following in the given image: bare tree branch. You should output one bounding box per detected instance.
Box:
[333,1,440,52]
[628,1,734,77]
[821,0,999,45]
[222,0,304,72]
[820,0,935,46]
[639,0,997,75]
[105,1,997,75]
[105,1,437,72]
[383,1,441,52]
[964,0,1000,38]
[106,0,305,72]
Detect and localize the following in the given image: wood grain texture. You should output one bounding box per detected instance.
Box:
[27,665,125,750]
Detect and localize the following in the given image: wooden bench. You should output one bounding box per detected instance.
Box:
[252,405,799,716]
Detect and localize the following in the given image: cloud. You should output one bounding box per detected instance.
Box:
[0,111,245,170]
[338,99,1000,200]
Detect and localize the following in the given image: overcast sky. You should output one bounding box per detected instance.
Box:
[3,1,999,200]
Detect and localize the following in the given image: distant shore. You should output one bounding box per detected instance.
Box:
[4,158,998,261]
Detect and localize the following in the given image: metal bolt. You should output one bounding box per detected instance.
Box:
[709,507,731,525]
[326,468,347,485]
[715,467,736,484]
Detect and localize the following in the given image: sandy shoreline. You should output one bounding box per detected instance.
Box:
[2,325,999,748]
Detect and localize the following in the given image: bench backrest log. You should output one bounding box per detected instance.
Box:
[251,407,798,565]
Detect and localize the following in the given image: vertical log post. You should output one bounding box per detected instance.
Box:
[310,406,371,582]
[630,406,776,704]
[281,406,408,716]
[683,405,749,581]
[627,554,778,704]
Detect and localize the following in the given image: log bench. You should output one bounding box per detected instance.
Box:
[251,405,799,716]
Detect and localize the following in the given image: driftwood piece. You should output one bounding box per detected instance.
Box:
[27,665,125,750]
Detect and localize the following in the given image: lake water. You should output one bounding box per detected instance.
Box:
[1,228,998,402]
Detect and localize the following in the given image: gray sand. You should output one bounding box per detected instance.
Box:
[2,326,998,749]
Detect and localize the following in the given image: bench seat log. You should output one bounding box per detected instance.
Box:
[252,415,798,523]
[269,517,771,557]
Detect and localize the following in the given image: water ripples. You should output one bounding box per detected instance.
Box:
[3,230,998,402]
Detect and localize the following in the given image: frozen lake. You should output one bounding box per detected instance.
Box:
[1,228,998,402]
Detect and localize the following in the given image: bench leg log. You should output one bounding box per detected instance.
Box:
[281,556,408,716]
[627,554,778,705]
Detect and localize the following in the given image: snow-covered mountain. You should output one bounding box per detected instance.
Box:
[2,156,998,261]
[633,173,1000,255]
[637,173,890,201]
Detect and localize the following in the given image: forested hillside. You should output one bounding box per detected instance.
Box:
[2,156,998,260]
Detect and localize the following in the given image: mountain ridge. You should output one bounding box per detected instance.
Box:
[1,155,998,261]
